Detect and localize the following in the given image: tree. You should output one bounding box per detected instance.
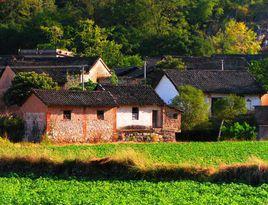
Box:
[172,85,209,131]
[38,19,142,68]
[156,56,186,71]
[212,19,261,54]
[4,72,58,106]
[213,94,247,140]
[249,58,268,91]
[69,80,97,91]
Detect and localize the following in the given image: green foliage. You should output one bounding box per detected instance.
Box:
[4,72,58,106]
[0,0,266,57]
[156,56,186,71]
[172,85,209,131]
[250,58,268,91]
[0,177,267,204]
[222,122,257,141]
[0,115,24,142]
[212,19,261,54]
[69,80,97,91]
[110,71,119,86]
[213,94,247,121]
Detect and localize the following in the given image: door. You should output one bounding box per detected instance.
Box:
[152,110,159,128]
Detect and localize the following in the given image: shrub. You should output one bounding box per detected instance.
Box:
[0,115,24,142]
[221,122,257,141]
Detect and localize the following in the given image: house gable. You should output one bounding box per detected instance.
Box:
[86,58,111,83]
[155,74,179,104]
[21,94,48,113]
[0,66,15,93]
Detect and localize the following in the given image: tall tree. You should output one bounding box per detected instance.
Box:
[212,19,261,54]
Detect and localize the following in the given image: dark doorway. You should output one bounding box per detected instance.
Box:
[152,110,160,128]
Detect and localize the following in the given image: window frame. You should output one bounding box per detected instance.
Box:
[132,107,139,120]
[97,110,105,120]
[63,110,72,120]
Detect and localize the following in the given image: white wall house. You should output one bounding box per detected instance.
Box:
[154,71,264,112]
[155,75,179,105]
[116,105,162,129]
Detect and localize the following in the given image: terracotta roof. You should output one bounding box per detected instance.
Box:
[164,69,265,95]
[99,85,165,106]
[32,89,117,107]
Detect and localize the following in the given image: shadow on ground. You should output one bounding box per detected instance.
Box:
[0,157,267,186]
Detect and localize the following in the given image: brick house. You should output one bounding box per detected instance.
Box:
[0,56,111,113]
[21,86,182,143]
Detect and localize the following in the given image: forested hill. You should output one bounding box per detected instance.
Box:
[0,0,267,68]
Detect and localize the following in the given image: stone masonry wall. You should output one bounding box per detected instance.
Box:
[47,106,116,143]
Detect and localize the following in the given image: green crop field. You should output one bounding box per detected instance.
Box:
[0,140,268,204]
[0,177,267,205]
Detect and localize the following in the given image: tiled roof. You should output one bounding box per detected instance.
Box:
[1,56,98,67]
[32,89,117,107]
[99,85,165,106]
[12,67,81,85]
[0,56,99,84]
[164,69,265,95]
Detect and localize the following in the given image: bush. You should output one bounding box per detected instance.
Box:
[221,122,257,141]
[0,115,24,142]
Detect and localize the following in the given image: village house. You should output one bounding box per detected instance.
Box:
[154,69,265,113]
[20,85,182,143]
[0,50,112,113]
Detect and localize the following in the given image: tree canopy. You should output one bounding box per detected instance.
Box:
[213,94,247,122]
[250,58,268,91]
[172,85,209,131]
[4,72,58,106]
[0,0,266,67]
[212,19,261,54]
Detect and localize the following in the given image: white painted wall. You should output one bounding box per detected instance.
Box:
[207,94,261,111]
[154,75,261,112]
[117,106,161,129]
[155,75,179,104]
[245,95,261,110]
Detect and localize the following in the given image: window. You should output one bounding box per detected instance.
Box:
[132,107,139,120]
[246,99,252,110]
[173,113,178,119]
[63,110,72,120]
[97,110,105,120]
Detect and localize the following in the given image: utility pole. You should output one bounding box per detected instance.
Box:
[144,60,147,85]
[82,66,85,91]
[221,59,224,71]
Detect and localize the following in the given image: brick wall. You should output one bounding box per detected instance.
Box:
[162,106,181,134]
